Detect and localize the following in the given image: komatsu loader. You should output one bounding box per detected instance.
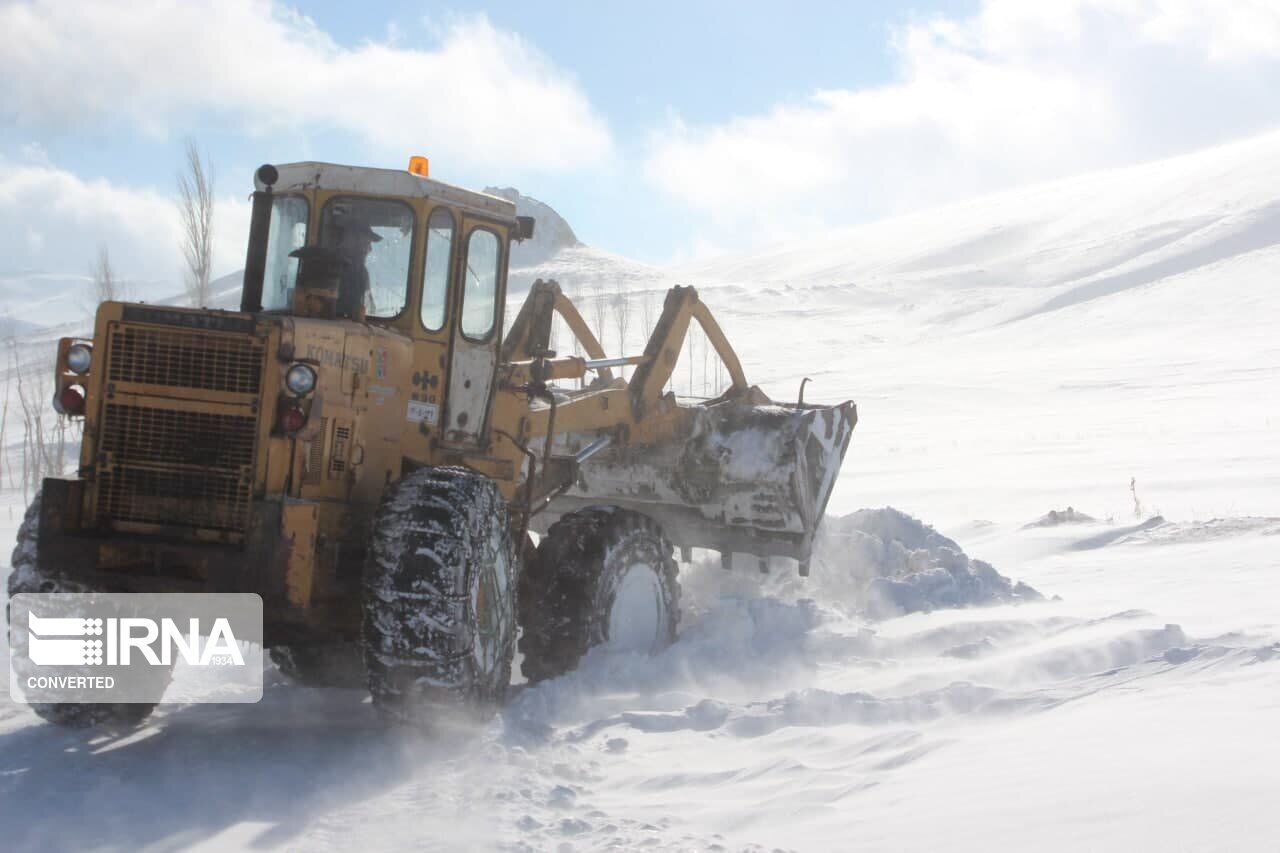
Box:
[8,159,856,728]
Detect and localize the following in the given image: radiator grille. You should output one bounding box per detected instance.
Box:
[101,404,257,471]
[95,317,265,535]
[97,403,257,532]
[107,324,264,395]
[98,467,252,532]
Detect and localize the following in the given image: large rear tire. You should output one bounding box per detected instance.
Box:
[6,494,165,729]
[518,507,680,684]
[361,467,518,726]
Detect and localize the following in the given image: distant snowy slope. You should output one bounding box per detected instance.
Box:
[484,186,673,297]
[0,268,242,341]
[0,268,240,333]
[0,270,98,330]
[505,244,670,296]
[656,130,1280,530]
[0,312,42,339]
[678,128,1280,332]
[483,186,582,268]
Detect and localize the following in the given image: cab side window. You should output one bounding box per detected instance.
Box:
[421,207,454,331]
[461,229,500,340]
[260,196,308,311]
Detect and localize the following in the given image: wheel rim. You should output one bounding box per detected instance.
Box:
[472,526,507,675]
[607,562,667,654]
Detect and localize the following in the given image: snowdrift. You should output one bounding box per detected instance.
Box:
[815,508,1042,618]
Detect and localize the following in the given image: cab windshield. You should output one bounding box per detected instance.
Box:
[319,197,414,319]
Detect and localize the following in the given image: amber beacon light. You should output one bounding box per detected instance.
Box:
[407,156,430,177]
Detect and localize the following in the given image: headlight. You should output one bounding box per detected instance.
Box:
[67,344,92,375]
[285,364,317,395]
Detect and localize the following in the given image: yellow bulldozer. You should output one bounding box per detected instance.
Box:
[8,159,856,728]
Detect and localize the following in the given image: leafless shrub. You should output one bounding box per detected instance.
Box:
[8,342,70,501]
[178,139,215,307]
[89,244,124,305]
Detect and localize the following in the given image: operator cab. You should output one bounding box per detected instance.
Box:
[241,159,535,448]
[243,160,529,330]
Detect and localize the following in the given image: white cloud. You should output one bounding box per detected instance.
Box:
[646,0,1280,244]
[0,0,613,173]
[0,156,250,294]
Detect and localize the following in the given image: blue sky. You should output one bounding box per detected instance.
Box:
[0,1,974,263]
[2,0,1279,289]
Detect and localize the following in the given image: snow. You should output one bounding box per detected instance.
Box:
[484,187,583,269]
[506,244,667,300]
[816,508,1042,618]
[2,129,1280,850]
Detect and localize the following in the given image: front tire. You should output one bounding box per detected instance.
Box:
[7,493,165,729]
[362,467,518,726]
[518,507,680,684]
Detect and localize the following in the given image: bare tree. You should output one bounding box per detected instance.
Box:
[89,243,125,305]
[612,280,631,364]
[687,326,697,397]
[567,281,585,389]
[589,281,608,354]
[702,322,711,395]
[568,281,585,359]
[640,290,656,340]
[177,139,215,307]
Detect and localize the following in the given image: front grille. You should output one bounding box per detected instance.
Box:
[107,324,264,395]
[102,405,257,470]
[99,466,252,532]
[95,319,266,535]
[97,403,258,532]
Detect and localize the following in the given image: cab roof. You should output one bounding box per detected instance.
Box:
[259,161,517,223]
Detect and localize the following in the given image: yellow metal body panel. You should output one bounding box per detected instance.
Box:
[281,501,319,607]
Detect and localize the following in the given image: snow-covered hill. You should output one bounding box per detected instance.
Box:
[483,186,582,268]
[483,186,674,297]
[2,132,1279,851]
[678,129,1280,526]
[678,128,1280,331]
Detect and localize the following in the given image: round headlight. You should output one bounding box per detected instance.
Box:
[285,364,317,395]
[67,344,92,375]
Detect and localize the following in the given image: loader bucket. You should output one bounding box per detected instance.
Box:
[548,397,857,569]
